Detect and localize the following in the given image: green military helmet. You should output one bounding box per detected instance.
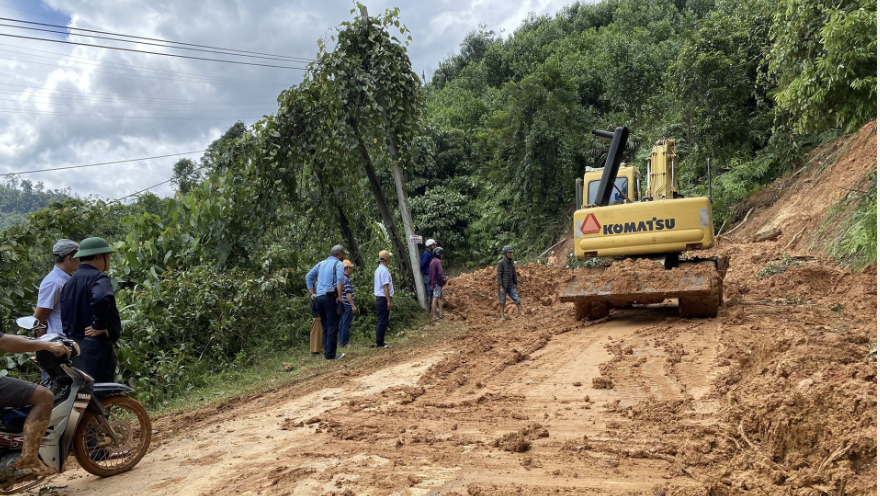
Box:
[73,237,116,259]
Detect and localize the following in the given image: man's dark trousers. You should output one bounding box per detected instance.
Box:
[72,338,117,383]
[375,296,389,347]
[317,294,340,360]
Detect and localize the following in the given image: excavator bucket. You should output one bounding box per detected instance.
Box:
[559,258,727,320]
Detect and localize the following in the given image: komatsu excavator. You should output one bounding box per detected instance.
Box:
[560,126,729,320]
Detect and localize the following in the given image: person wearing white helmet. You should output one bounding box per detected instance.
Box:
[420,239,437,309]
[32,239,80,338]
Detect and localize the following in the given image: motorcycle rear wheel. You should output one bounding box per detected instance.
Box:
[73,396,151,477]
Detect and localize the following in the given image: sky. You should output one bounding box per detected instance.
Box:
[0,0,574,200]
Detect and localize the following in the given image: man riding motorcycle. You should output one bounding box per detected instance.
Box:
[0,332,69,476]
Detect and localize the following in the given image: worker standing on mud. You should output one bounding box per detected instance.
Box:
[306,245,347,360]
[420,239,437,310]
[373,250,394,349]
[429,247,447,321]
[497,246,523,320]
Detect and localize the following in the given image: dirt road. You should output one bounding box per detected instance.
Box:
[38,124,877,495]
[39,251,876,495]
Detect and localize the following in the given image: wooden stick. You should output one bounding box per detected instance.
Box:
[725,208,754,236]
[714,220,727,243]
[783,227,807,253]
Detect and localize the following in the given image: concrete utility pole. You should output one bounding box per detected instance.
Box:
[359,6,428,310]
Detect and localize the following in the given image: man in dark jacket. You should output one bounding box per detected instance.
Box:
[60,237,121,383]
[496,245,523,320]
[420,239,437,309]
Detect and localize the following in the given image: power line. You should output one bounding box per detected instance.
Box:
[0,32,308,70]
[0,16,315,63]
[0,42,291,86]
[0,84,277,105]
[0,107,268,121]
[0,53,291,86]
[0,98,275,113]
[116,142,262,201]
[0,93,274,109]
[2,151,205,176]
[0,21,310,63]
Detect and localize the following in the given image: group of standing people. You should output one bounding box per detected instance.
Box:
[306,239,522,357]
[420,239,447,322]
[0,236,121,476]
[306,245,395,360]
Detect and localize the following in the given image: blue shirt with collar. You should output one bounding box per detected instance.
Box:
[305,256,345,295]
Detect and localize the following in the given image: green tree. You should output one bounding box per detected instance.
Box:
[768,0,877,134]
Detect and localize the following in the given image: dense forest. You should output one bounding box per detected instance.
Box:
[0,0,875,406]
[0,177,69,230]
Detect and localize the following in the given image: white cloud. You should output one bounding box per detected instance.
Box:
[0,0,575,200]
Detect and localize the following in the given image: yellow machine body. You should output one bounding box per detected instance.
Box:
[573,197,715,258]
[562,132,726,321]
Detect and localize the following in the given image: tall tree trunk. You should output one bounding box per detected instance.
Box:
[336,204,364,269]
[358,5,427,308]
[350,117,411,282]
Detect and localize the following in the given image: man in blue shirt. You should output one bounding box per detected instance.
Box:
[420,239,436,309]
[306,245,347,360]
[60,237,121,383]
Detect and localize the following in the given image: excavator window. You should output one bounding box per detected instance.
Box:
[587,178,628,205]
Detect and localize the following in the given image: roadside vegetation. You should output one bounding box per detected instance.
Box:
[0,0,874,409]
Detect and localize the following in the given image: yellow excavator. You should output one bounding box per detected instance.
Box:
[560,126,728,320]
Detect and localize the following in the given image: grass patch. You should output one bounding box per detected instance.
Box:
[814,170,877,270]
[757,254,799,279]
[149,313,464,417]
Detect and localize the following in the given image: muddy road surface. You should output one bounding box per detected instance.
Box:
[39,238,876,495]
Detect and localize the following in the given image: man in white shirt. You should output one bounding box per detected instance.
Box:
[33,239,80,337]
[373,250,394,349]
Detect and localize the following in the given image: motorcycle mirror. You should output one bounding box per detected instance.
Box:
[15,316,39,330]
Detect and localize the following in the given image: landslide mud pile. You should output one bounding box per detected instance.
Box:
[444,263,573,318]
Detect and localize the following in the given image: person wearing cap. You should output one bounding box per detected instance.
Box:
[429,247,447,321]
[60,237,122,382]
[420,239,437,309]
[497,245,523,320]
[338,259,358,348]
[305,245,347,360]
[32,239,80,338]
[373,250,394,349]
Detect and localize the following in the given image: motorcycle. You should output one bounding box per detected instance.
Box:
[0,316,152,493]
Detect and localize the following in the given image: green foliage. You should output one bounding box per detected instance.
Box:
[757,254,799,279]
[0,177,69,230]
[826,171,877,269]
[768,0,877,134]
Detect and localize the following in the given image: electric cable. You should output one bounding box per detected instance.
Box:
[0,107,268,120]
[0,42,291,85]
[0,21,309,63]
[0,16,315,62]
[0,84,276,105]
[0,53,291,86]
[116,142,262,200]
[0,32,308,69]
[2,151,205,176]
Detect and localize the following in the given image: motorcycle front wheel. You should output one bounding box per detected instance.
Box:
[73,395,152,477]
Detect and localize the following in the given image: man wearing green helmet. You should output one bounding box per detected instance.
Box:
[60,237,121,382]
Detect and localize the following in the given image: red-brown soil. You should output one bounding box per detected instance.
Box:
[38,128,876,495]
